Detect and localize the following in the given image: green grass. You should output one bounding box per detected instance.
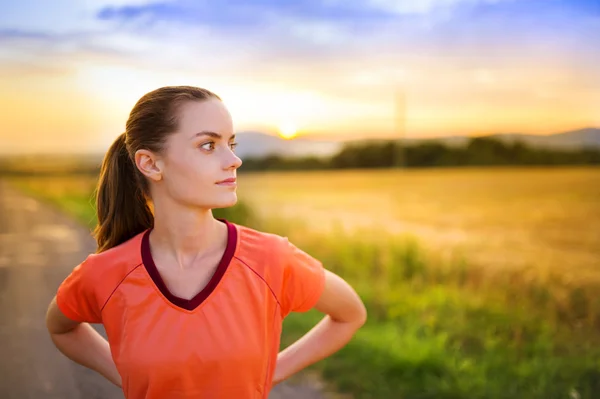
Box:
[8,174,600,399]
[273,222,600,399]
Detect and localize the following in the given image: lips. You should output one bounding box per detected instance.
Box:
[216,178,236,184]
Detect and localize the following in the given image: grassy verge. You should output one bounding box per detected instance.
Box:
[10,176,600,399]
[270,218,600,399]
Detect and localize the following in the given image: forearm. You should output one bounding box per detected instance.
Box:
[275,315,362,383]
[50,323,121,387]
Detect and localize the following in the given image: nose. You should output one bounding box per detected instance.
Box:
[224,147,242,170]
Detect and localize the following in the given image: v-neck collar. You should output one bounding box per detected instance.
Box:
[140,219,237,311]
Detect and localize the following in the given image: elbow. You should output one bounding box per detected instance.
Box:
[45,296,80,335]
[328,304,366,328]
[348,289,367,328]
[355,301,367,328]
[45,303,56,334]
[337,300,367,329]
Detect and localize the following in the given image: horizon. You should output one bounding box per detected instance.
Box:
[2,0,599,154]
[2,126,598,158]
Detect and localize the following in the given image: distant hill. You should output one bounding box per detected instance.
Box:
[489,128,600,149]
[234,131,343,159]
[235,127,600,159]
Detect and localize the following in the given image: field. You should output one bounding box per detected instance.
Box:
[238,167,600,279]
[8,166,600,399]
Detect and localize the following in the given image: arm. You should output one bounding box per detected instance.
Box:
[45,296,122,388]
[272,270,367,384]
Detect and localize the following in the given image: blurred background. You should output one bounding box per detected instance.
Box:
[1,0,599,398]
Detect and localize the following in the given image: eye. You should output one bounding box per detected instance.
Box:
[229,142,238,151]
[200,141,215,151]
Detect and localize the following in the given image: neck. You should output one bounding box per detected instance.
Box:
[149,195,225,269]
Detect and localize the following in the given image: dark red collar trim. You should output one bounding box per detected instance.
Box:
[141,219,237,311]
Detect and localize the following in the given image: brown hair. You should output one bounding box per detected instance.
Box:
[93,85,220,253]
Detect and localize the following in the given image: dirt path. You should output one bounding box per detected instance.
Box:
[0,180,325,399]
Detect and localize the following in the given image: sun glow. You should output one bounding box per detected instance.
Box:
[278,122,298,139]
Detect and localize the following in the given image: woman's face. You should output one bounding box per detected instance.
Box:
[154,98,242,210]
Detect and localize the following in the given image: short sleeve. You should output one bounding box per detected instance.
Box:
[280,238,326,317]
[56,255,103,324]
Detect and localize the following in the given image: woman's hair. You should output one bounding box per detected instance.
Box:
[93,85,220,253]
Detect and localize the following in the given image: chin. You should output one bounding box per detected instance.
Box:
[211,194,238,209]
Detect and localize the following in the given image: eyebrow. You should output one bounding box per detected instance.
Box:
[193,131,236,140]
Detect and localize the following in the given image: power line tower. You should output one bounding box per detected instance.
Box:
[393,88,406,168]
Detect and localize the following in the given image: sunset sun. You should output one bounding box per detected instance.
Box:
[278,122,298,139]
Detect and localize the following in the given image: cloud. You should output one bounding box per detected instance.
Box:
[2,0,598,102]
[359,0,514,14]
[95,0,392,24]
[0,26,145,78]
[1,0,596,101]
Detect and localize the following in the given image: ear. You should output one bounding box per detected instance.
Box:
[135,149,163,182]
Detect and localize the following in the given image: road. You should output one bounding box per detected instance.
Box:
[0,180,324,399]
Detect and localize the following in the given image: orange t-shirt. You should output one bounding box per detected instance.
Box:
[55,220,326,399]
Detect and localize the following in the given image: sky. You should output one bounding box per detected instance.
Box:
[1,0,599,154]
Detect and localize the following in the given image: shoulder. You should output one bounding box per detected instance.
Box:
[231,223,292,287]
[76,230,147,307]
[57,230,147,322]
[234,223,290,262]
[231,223,290,280]
[231,223,325,312]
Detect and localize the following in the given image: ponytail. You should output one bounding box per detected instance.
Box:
[93,133,154,253]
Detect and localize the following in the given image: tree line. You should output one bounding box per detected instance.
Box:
[2,137,598,176]
[239,137,600,171]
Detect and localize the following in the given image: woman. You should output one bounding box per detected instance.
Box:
[45,86,367,398]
